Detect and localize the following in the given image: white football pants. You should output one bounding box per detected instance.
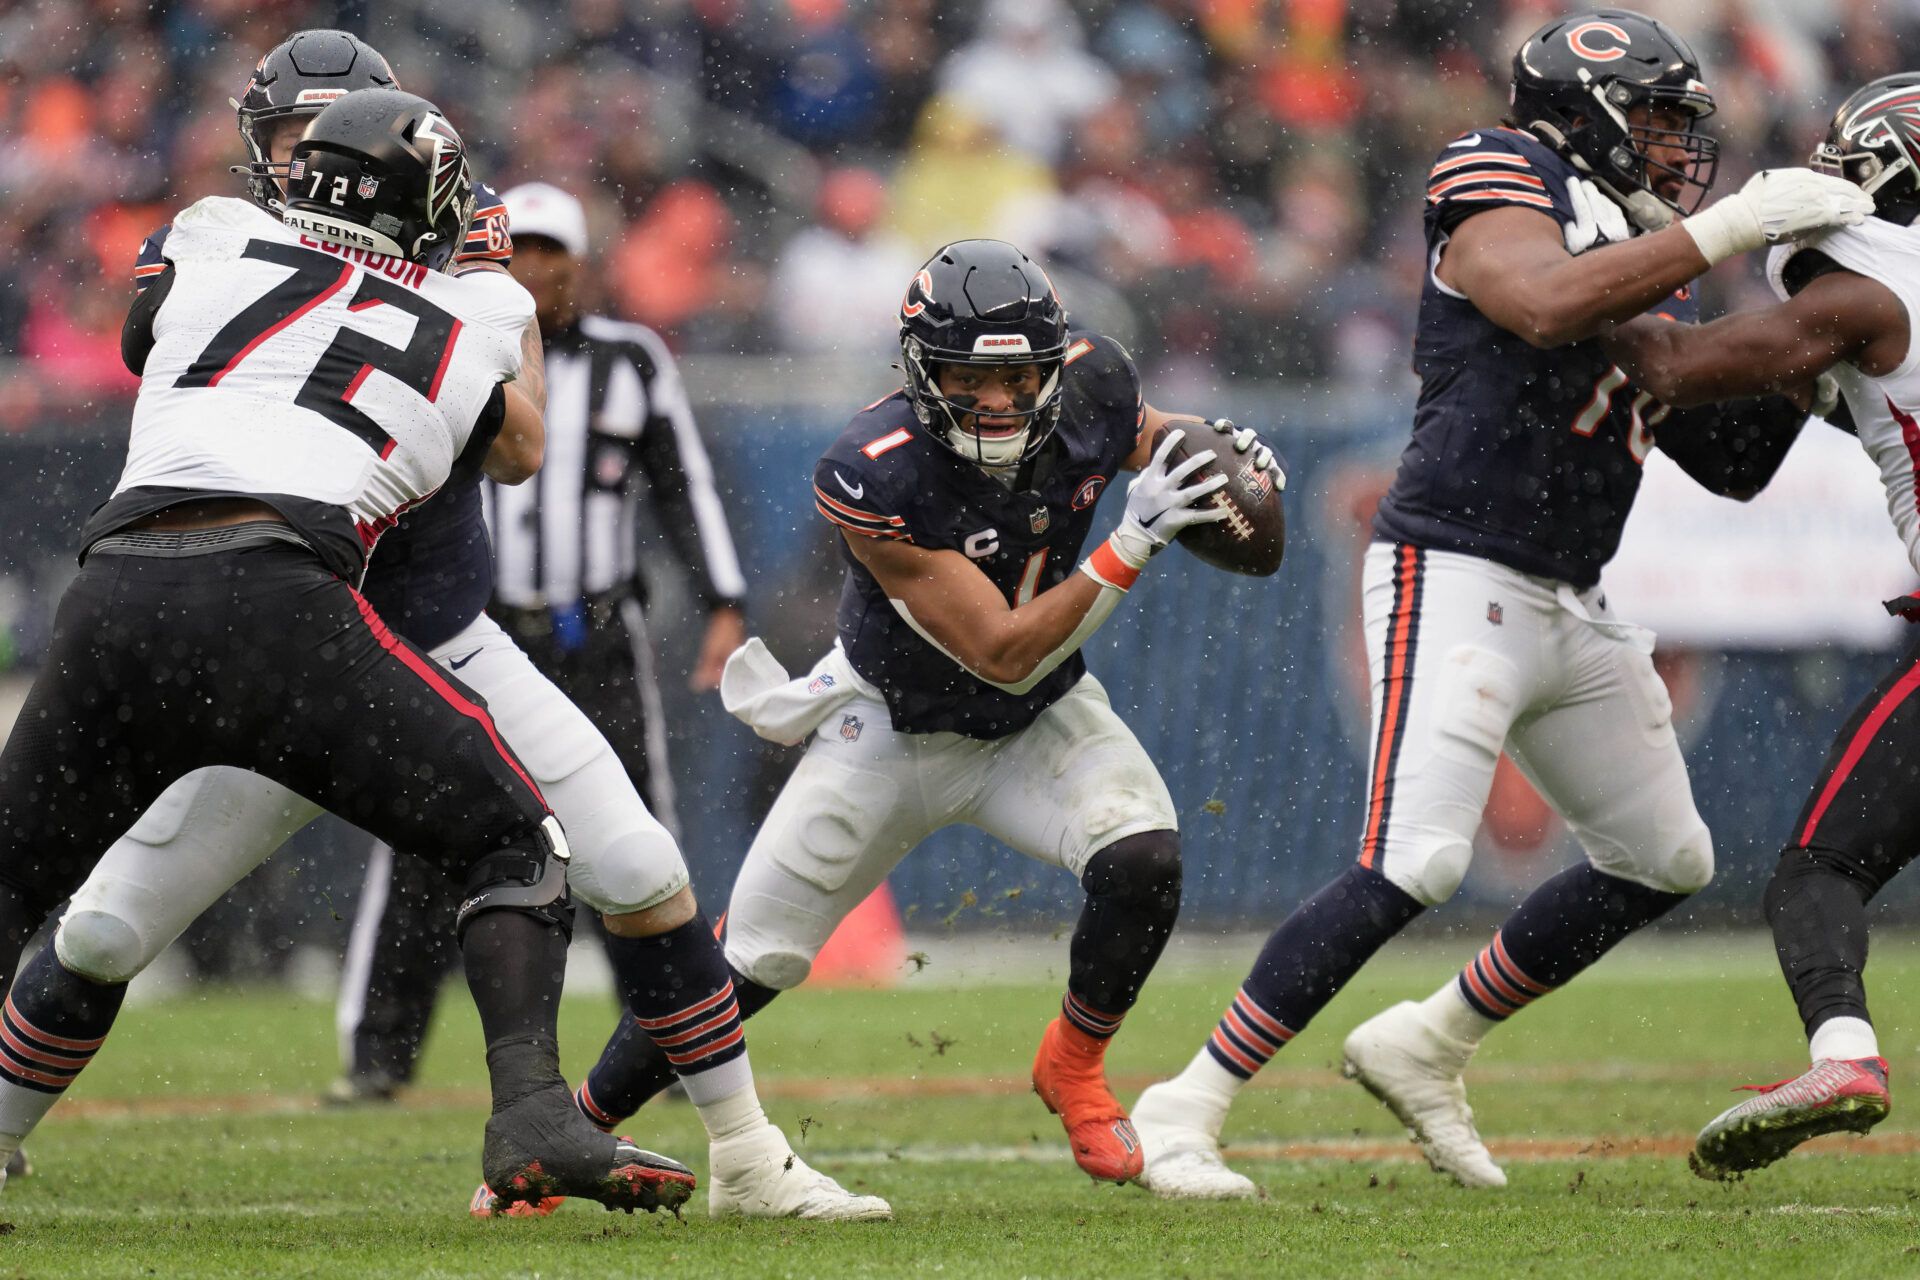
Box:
[723,672,1178,991]
[53,611,690,985]
[1357,542,1712,906]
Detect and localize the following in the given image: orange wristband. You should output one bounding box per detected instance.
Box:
[1083,536,1142,590]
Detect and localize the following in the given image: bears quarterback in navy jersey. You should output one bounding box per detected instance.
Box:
[1128,9,1876,1202]
[537,238,1284,1188]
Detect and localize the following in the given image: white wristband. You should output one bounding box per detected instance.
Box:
[1679,195,1762,267]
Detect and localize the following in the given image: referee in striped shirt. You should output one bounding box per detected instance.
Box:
[482,182,747,824]
[331,182,746,1100]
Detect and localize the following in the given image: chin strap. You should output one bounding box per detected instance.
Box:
[1527,118,1674,233]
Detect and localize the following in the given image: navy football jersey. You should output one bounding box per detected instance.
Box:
[816,330,1141,739]
[1372,126,1697,588]
[129,184,513,646]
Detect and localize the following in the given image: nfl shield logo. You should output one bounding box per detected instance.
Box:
[808,674,837,695]
[1487,601,1504,626]
[840,714,864,742]
[1030,508,1050,535]
[357,175,381,199]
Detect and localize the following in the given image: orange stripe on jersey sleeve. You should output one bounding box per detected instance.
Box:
[816,500,909,539]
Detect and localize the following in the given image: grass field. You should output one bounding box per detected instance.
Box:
[5,929,1918,1279]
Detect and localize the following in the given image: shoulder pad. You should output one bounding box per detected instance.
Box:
[1063,330,1141,408]
[814,398,919,541]
[449,269,536,339]
[460,179,513,267]
[1426,127,1567,220]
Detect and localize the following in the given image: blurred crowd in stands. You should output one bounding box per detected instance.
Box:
[4,0,1920,418]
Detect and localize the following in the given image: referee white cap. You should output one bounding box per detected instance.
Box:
[500,182,589,257]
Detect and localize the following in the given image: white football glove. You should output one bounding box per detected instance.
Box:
[1204,417,1287,490]
[1563,178,1632,255]
[1682,169,1874,267]
[1110,428,1229,566]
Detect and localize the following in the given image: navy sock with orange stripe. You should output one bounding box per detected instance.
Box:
[1456,863,1687,1022]
[598,916,753,1108]
[1205,864,1423,1080]
[0,944,124,1145]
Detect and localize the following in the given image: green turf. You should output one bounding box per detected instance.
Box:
[5,930,1918,1278]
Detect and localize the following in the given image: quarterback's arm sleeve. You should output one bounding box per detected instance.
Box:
[631,334,747,608]
[1655,395,1805,499]
[121,264,174,375]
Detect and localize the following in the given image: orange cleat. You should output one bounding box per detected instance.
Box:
[1031,1015,1143,1183]
[469,1181,565,1219]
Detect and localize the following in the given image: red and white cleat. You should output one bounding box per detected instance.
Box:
[1693,1057,1890,1179]
[1032,1016,1143,1184]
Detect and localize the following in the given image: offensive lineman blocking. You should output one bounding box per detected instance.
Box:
[0,88,690,1212]
[21,32,884,1222]
[1128,9,1874,1199]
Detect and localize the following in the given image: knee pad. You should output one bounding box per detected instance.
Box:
[1591,818,1714,895]
[1379,829,1474,907]
[455,816,575,944]
[565,820,690,916]
[54,910,147,985]
[723,918,815,992]
[1082,829,1182,912]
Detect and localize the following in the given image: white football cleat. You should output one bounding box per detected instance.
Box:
[1130,1080,1257,1200]
[1342,1001,1506,1189]
[707,1125,892,1221]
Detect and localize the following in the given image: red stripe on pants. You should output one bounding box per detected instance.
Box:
[348,591,547,809]
[1797,658,1920,848]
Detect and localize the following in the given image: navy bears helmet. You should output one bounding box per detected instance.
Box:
[231,30,400,212]
[1508,9,1717,230]
[282,89,474,271]
[898,240,1070,468]
[1811,73,1920,223]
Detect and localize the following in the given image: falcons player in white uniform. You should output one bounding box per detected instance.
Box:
[1604,72,1920,1177]
[32,29,883,1222]
[0,88,696,1216]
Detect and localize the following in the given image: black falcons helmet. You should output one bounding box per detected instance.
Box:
[231,30,399,211]
[1509,10,1717,230]
[898,240,1069,467]
[1811,74,1920,222]
[282,89,474,270]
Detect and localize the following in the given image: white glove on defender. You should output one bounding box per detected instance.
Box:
[1109,428,1229,567]
[1682,169,1874,267]
[1563,178,1632,255]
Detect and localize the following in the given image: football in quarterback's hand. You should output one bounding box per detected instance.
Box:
[1153,421,1286,576]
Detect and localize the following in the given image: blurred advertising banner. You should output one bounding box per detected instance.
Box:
[1607,421,1916,651]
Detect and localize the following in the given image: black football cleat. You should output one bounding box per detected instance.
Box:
[481,1084,695,1216]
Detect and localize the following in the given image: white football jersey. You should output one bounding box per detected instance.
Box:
[119,195,534,549]
[1771,220,1920,575]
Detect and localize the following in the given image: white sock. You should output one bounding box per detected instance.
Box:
[1153,1046,1245,1136]
[695,1080,774,1145]
[1808,1016,1880,1065]
[1421,980,1499,1048]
